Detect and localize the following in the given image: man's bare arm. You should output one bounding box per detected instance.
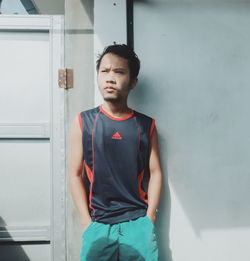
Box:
[68,115,92,230]
[146,126,163,223]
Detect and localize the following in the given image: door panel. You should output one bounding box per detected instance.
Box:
[0,31,50,123]
[0,15,65,261]
[0,140,50,226]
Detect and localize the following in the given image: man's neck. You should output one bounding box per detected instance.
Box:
[102,101,132,118]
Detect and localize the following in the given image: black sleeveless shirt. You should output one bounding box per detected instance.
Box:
[78,105,155,224]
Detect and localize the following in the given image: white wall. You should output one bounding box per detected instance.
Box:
[132,1,250,261]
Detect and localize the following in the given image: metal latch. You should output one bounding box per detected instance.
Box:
[58,69,73,89]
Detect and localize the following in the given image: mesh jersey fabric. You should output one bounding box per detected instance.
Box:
[78,105,155,224]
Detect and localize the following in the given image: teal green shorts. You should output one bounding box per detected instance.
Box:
[80,215,159,261]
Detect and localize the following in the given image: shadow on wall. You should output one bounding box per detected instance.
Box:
[130,0,250,234]
[130,3,250,256]
[130,65,250,233]
[0,217,31,261]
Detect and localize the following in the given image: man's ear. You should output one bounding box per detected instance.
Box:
[130,78,138,90]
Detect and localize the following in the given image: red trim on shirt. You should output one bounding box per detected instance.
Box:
[137,170,148,203]
[150,119,155,137]
[84,163,94,211]
[89,111,100,212]
[100,105,134,121]
[85,163,93,183]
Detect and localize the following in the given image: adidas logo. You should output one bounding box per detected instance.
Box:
[112,131,123,140]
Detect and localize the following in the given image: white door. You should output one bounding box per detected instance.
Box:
[0,15,66,261]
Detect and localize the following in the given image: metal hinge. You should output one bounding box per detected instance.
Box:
[58,69,73,89]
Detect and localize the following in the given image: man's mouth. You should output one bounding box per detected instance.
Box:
[104,86,116,92]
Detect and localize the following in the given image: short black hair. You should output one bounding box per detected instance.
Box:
[96,44,140,79]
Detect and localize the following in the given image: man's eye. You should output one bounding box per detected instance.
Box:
[101,70,107,72]
[116,71,124,74]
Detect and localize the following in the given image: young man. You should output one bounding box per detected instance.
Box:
[69,44,163,261]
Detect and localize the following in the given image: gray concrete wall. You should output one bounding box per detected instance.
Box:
[32,0,64,14]
[132,1,250,261]
[64,1,94,260]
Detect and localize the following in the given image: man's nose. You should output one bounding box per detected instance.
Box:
[106,72,116,83]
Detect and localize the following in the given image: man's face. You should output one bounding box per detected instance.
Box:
[97,53,136,103]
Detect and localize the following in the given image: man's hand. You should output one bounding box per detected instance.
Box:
[146,211,156,224]
[80,217,92,234]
